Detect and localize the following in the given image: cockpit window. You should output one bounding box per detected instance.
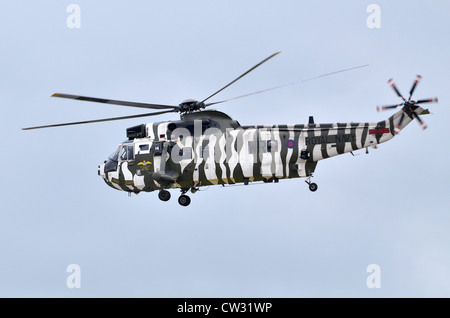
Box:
[120,144,135,161]
[127,145,134,160]
[105,146,120,173]
[108,146,120,162]
[120,147,127,160]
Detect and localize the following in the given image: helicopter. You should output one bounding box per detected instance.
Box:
[23,52,438,206]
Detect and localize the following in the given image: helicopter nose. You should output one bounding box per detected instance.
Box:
[98,163,105,178]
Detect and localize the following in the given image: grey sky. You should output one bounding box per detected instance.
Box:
[1,0,449,297]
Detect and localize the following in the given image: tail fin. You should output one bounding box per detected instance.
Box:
[389,106,430,135]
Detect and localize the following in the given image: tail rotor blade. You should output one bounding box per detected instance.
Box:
[388,78,406,101]
[394,112,405,134]
[377,103,403,112]
[412,112,428,130]
[415,97,438,104]
[408,75,422,100]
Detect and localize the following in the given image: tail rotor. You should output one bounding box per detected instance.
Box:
[377,75,438,134]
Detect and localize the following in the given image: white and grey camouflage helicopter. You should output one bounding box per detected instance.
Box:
[23,52,438,206]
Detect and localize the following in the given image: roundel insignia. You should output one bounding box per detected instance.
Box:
[287,139,295,149]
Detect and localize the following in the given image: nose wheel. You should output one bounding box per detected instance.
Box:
[158,190,171,201]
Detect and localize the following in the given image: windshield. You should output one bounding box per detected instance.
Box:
[108,146,120,162]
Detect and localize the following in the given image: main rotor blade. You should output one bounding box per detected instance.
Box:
[205,64,369,107]
[22,110,176,130]
[408,75,422,100]
[200,52,281,104]
[52,93,180,110]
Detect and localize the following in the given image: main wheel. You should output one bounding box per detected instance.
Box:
[178,194,191,207]
[309,183,318,192]
[158,190,171,201]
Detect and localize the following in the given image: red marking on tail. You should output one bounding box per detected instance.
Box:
[369,128,390,135]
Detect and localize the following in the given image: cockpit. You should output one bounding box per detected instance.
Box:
[103,142,135,173]
[104,146,119,173]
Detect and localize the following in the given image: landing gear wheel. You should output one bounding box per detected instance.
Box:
[178,194,191,207]
[158,190,171,201]
[309,183,318,192]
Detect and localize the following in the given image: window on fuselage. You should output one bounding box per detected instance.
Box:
[266,140,278,153]
[127,145,134,160]
[120,144,134,161]
[153,142,162,156]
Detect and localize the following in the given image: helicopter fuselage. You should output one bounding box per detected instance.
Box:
[97,108,418,194]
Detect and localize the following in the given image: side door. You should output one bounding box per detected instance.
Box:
[133,141,153,190]
[118,143,136,190]
[151,141,167,173]
[259,129,283,179]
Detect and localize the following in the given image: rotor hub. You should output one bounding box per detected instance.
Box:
[178,99,205,113]
[404,100,415,107]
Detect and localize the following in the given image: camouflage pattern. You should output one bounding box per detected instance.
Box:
[98,106,427,194]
